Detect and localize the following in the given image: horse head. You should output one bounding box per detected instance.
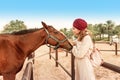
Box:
[41,21,73,51]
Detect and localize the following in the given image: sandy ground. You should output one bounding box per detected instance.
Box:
[0,43,120,80]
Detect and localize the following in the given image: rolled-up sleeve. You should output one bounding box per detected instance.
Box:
[72,35,93,59]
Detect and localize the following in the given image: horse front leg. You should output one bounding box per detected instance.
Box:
[3,73,16,80]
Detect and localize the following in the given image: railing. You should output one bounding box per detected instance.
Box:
[95,41,120,73]
[22,53,35,80]
[21,42,120,80]
[49,42,120,80]
[95,42,120,55]
[49,48,75,80]
[101,62,120,73]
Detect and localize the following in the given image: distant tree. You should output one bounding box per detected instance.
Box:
[88,23,107,41]
[60,28,67,35]
[87,24,93,31]
[91,24,99,36]
[114,25,120,38]
[91,24,103,40]
[67,28,73,39]
[60,28,73,39]
[2,20,27,33]
[106,20,115,40]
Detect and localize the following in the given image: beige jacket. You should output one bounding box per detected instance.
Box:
[72,35,93,59]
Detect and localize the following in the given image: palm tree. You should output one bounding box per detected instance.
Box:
[106,20,115,41]
[95,23,106,40]
[114,25,120,38]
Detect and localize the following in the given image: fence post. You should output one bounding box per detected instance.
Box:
[55,49,58,67]
[71,52,75,80]
[66,51,68,56]
[49,47,52,59]
[22,54,34,80]
[114,42,118,55]
[22,62,33,80]
[30,65,33,80]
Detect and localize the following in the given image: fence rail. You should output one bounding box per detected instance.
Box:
[49,48,75,80]
[49,42,120,80]
[95,42,120,55]
[21,41,120,80]
[101,62,120,73]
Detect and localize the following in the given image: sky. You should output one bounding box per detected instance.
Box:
[0,0,120,30]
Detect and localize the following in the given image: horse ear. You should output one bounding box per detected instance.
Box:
[41,21,48,29]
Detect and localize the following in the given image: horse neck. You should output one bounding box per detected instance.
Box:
[18,29,47,56]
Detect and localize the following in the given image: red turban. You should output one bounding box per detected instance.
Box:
[73,18,87,30]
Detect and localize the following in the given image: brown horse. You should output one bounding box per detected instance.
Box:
[0,22,72,80]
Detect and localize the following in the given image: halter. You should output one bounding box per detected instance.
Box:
[44,28,67,50]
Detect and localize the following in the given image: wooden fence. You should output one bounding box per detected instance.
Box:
[49,42,120,80]
[49,48,75,80]
[95,42,120,73]
[21,41,120,80]
[95,42,120,55]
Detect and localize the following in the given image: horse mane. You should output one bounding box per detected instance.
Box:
[11,28,42,35]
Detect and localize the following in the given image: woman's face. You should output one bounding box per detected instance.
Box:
[72,27,81,35]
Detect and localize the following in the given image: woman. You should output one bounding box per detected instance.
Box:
[72,18,96,80]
